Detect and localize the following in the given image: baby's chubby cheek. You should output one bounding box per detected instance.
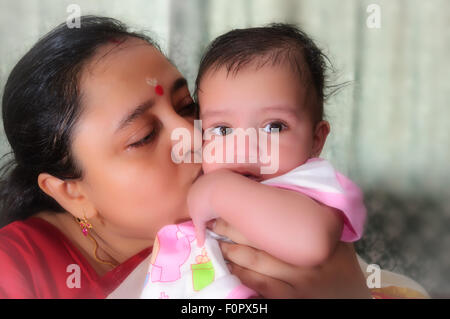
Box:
[199,146,297,180]
[258,140,312,180]
[199,135,310,176]
[262,150,300,179]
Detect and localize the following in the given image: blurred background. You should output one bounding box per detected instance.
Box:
[0,0,449,297]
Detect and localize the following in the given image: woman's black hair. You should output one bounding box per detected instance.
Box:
[195,23,343,123]
[0,16,157,227]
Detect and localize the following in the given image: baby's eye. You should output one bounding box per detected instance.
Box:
[262,122,287,133]
[211,126,233,136]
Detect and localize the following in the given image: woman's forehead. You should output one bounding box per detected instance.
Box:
[75,39,180,136]
[79,39,179,110]
[83,39,175,82]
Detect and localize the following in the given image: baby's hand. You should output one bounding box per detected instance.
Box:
[187,172,220,247]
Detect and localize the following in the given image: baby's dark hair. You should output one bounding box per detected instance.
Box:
[195,23,336,124]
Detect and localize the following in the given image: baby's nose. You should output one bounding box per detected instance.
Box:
[228,131,259,164]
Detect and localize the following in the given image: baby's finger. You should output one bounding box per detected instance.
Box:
[228,262,297,299]
[194,223,206,247]
[219,241,301,284]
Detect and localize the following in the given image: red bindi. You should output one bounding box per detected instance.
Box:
[155,85,164,96]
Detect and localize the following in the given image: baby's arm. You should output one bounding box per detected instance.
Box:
[188,169,344,266]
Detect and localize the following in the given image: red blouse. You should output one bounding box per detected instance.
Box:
[0,217,152,298]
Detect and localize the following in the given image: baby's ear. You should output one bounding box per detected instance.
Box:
[312,120,330,157]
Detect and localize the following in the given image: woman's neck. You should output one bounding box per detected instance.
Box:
[34,211,153,276]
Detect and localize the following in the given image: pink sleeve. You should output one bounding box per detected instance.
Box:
[267,171,366,242]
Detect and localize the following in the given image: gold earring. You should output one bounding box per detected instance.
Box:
[75,211,92,237]
[73,211,118,268]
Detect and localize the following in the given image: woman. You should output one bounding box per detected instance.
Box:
[0,16,371,298]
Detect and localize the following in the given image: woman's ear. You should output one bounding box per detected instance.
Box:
[37,173,89,219]
[311,120,330,157]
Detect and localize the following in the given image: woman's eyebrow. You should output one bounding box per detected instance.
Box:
[115,77,188,133]
[115,99,155,133]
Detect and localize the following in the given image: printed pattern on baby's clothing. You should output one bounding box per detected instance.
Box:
[140,221,256,299]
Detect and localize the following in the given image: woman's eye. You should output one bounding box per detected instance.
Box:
[177,102,198,117]
[211,126,233,136]
[262,122,287,133]
[128,129,157,148]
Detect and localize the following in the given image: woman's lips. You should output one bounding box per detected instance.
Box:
[243,173,262,182]
[193,169,203,183]
[191,169,261,183]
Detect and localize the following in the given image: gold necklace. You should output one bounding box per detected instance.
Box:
[86,232,119,268]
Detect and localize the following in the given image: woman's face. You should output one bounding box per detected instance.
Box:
[72,38,201,240]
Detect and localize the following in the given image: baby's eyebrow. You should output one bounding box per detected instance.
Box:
[260,105,298,116]
[201,105,298,119]
[201,109,230,119]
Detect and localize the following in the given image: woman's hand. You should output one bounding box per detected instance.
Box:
[213,218,371,299]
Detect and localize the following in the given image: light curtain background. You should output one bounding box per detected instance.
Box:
[0,0,449,297]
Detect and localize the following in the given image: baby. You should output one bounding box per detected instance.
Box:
[189,23,366,264]
[140,24,366,299]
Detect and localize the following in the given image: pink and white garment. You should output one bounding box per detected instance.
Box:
[140,221,256,299]
[139,158,365,299]
[262,157,366,242]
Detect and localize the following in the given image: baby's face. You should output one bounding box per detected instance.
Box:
[198,63,328,181]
